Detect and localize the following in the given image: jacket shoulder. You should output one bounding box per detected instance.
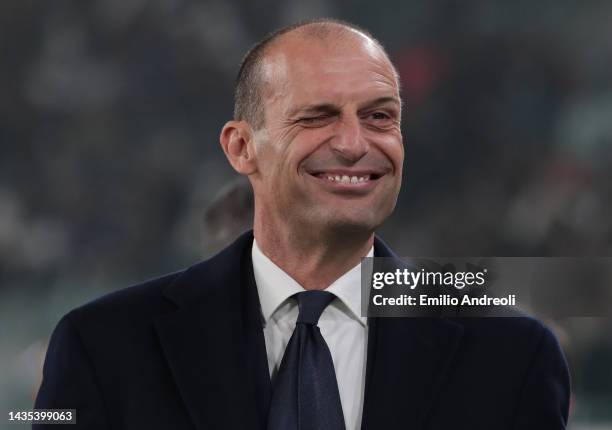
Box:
[459,309,551,336]
[63,230,255,329]
[66,270,184,329]
[449,312,566,382]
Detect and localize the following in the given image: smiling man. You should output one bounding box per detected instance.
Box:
[221,23,403,292]
[35,19,570,430]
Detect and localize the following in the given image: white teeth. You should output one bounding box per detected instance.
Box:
[320,174,371,183]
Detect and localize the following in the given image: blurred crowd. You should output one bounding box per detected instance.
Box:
[1,0,611,427]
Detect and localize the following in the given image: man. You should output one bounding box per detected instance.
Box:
[35,19,570,429]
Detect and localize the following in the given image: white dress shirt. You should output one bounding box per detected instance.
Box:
[252,239,372,430]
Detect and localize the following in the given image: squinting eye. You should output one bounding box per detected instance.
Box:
[298,115,332,126]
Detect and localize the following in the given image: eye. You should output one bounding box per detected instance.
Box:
[362,110,397,129]
[297,115,333,127]
[369,111,391,121]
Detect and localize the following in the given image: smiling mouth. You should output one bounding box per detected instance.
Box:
[308,171,384,185]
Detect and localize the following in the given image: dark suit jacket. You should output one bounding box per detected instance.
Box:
[35,230,570,429]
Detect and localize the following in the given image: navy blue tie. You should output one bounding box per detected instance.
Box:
[267,291,346,430]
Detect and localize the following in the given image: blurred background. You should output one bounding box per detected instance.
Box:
[1,0,611,428]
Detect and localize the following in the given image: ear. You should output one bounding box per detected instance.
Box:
[220,120,257,175]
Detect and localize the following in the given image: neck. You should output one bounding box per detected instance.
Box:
[253,217,374,291]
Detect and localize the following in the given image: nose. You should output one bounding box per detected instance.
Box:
[329,115,369,163]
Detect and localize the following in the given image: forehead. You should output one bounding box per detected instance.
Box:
[261,33,399,112]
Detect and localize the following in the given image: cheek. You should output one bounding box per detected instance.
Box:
[255,137,289,178]
[260,144,305,195]
[286,130,328,168]
[393,143,405,171]
[378,133,404,171]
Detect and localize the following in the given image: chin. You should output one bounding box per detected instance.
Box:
[330,222,377,238]
[323,212,384,235]
[298,199,396,235]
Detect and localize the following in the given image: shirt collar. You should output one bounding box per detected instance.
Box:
[252,239,372,327]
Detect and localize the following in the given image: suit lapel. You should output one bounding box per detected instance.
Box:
[154,231,271,430]
[361,239,464,430]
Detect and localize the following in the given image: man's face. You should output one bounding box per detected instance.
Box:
[251,33,403,234]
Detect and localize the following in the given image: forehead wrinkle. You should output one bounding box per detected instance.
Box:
[297,66,398,104]
[281,74,399,119]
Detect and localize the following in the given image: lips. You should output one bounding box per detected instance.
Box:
[305,169,386,190]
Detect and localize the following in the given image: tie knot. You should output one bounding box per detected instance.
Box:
[296,291,335,325]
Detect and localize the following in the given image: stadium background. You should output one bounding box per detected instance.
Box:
[1,1,611,428]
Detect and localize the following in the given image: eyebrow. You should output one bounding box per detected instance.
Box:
[288,96,402,118]
[288,103,339,118]
[358,96,402,112]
